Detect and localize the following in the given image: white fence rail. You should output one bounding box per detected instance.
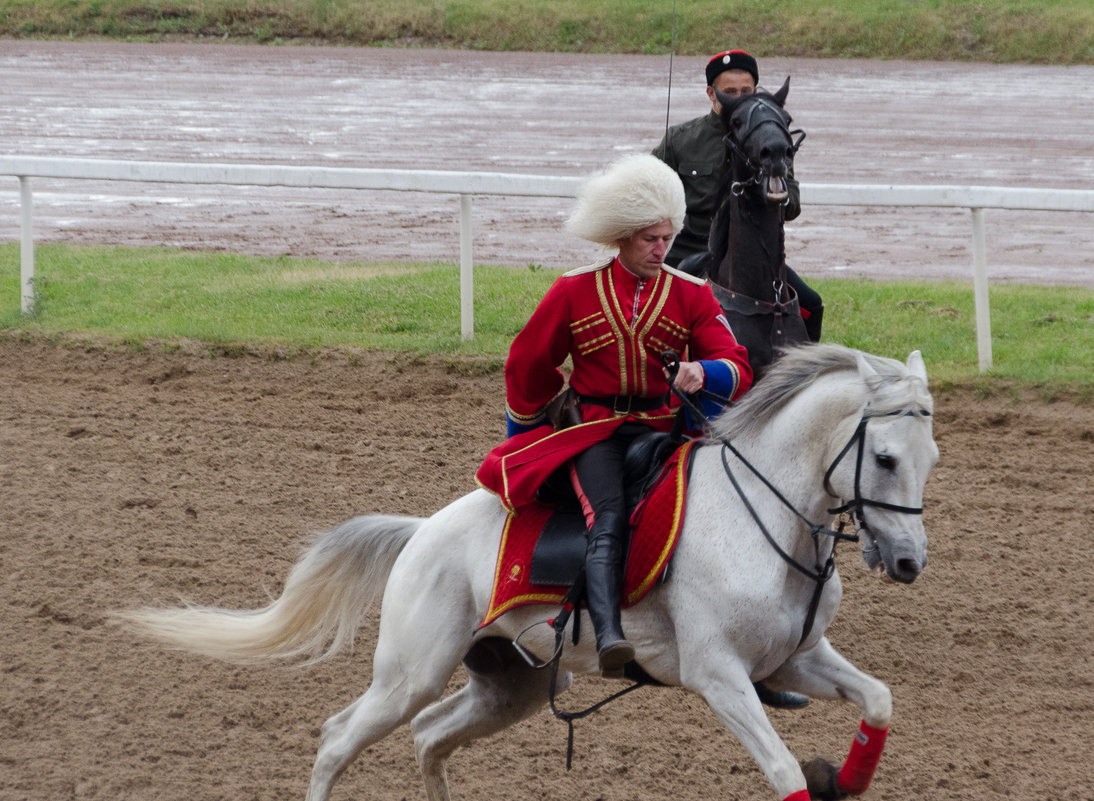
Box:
[4,156,1094,370]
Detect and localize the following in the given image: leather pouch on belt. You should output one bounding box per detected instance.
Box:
[545,387,582,431]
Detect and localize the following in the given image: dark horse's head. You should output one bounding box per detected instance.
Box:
[715,78,803,205]
[706,77,810,379]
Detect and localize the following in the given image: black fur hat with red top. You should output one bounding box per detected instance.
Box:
[705,50,759,86]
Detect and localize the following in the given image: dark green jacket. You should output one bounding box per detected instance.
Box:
[652,111,800,264]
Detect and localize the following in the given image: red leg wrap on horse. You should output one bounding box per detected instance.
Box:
[783,791,810,801]
[837,720,889,794]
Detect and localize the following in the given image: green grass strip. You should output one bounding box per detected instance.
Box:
[3,243,1093,391]
[1,0,1091,63]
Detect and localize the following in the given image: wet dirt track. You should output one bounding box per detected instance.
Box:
[2,42,1093,285]
[2,342,1093,801]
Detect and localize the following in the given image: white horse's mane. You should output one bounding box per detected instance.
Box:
[711,343,932,442]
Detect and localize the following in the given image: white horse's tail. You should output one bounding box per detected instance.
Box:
[116,514,422,666]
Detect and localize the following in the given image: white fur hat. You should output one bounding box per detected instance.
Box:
[565,153,686,247]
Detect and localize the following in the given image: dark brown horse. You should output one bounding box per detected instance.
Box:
[705,79,810,377]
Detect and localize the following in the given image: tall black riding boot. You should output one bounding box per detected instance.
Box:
[584,511,634,678]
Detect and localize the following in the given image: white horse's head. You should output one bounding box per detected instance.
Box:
[830,349,938,583]
[712,344,939,583]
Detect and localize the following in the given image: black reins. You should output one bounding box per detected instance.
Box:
[718,436,856,648]
[719,406,931,646]
[663,354,929,646]
[661,352,851,643]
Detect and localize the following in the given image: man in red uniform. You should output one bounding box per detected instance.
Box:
[477,153,753,677]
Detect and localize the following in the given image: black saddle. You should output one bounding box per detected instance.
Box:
[530,431,683,587]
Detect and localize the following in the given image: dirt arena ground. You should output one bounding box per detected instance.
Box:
[3,40,1093,801]
[3,340,1092,801]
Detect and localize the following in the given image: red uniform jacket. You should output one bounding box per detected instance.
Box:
[477,257,752,510]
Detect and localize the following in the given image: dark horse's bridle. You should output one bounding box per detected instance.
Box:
[722,94,806,198]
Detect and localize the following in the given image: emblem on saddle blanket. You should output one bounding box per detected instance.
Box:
[479,441,696,628]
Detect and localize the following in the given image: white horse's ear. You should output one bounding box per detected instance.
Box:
[856,351,879,381]
[906,350,928,383]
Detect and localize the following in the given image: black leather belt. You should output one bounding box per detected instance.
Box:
[578,393,669,414]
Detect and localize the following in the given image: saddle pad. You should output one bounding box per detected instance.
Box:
[478,440,696,628]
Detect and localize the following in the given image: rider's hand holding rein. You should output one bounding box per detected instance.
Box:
[667,360,705,394]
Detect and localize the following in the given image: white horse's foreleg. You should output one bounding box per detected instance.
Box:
[767,637,893,797]
[412,643,572,801]
[684,661,809,800]
[768,636,892,726]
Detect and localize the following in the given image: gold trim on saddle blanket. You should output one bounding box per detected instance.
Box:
[478,440,697,628]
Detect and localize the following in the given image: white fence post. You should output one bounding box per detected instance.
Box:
[970,207,993,372]
[459,194,473,341]
[19,176,34,314]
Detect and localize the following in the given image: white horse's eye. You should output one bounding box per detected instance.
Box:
[876,454,897,470]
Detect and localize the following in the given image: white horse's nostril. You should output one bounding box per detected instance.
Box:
[894,558,923,583]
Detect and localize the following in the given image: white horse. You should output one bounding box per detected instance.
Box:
[120,343,938,801]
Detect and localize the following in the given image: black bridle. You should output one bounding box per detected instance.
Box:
[719,406,930,646]
[661,354,927,646]
[824,409,931,520]
[723,94,806,194]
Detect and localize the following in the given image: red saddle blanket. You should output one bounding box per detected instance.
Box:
[479,440,697,628]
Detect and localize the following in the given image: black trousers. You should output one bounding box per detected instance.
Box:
[570,422,651,528]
